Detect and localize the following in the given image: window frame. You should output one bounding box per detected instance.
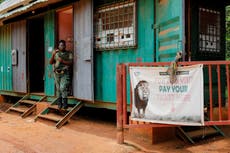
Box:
[94,0,137,51]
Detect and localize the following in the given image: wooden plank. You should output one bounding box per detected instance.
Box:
[187,127,217,138]
[21,105,36,118]
[10,107,27,113]
[20,100,36,105]
[49,105,73,111]
[38,114,62,122]
[48,105,59,110]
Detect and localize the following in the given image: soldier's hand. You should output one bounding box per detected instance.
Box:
[57,57,63,63]
[52,50,59,57]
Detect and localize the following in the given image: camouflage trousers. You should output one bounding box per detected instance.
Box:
[54,72,70,98]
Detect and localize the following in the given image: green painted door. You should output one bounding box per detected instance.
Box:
[0,25,12,91]
[155,0,185,62]
[44,10,55,96]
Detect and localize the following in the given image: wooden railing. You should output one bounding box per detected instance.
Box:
[116,61,230,144]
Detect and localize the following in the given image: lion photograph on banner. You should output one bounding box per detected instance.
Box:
[133,80,150,118]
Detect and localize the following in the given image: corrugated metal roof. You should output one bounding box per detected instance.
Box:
[0,0,48,20]
[0,0,32,14]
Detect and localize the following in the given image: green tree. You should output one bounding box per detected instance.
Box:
[226,6,230,60]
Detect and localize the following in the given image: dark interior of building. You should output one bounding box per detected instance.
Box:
[27,16,45,93]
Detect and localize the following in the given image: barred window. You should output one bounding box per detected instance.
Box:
[199,8,221,53]
[94,0,136,51]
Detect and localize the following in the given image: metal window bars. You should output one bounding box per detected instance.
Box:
[199,8,221,53]
[94,0,136,51]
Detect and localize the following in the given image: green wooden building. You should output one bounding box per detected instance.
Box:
[0,0,228,110]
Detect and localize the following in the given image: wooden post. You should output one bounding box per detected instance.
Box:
[122,64,127,125]
[208,65,213,121]
[117,64,124,144]
[0,95,5,103]
[217,65,222,121]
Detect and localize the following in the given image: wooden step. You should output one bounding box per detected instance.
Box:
[38,114,62,122]
[49,105,72,111]
[187,127,218,138]
[56,102,84,129]
[177,125,225,144]
[48,105,60,110]
[10,107,28,113]
[20,100,37,105]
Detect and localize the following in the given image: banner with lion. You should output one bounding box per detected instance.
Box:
[130,64,204,126]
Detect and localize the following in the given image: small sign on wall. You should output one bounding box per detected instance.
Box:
[48,46,53,53]
[12,49,18,66]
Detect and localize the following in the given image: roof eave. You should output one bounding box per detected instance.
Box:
[0,0,62,24]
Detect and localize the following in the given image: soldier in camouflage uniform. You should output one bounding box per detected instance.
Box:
[49,40,73,109]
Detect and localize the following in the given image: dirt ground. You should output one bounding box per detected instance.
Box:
[1,102,230,153]
[0,112,137,153]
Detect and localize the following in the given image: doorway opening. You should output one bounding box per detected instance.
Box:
[56,6,74,95]
[27,16,45,93]
[56,6,73,51]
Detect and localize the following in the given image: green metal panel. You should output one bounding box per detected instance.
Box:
[0,30,1,90]
[0,27,2,90]
[155,0,184,62]
[44,10,55,96]
[95,0,154,103]
[0,24,12,91]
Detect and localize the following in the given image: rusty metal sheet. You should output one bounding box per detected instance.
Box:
[11,20,27,93]
[73,0,94,101]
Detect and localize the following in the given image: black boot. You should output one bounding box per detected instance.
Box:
[57,97,62,109]
[63,98,68,109]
